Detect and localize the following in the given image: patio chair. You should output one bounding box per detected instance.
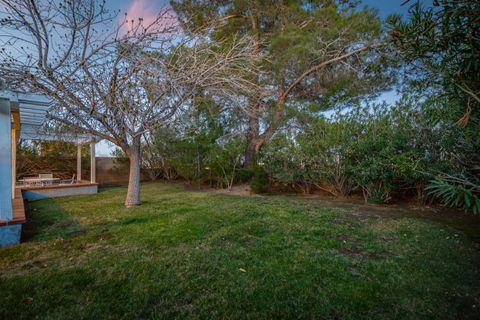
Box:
[38,173,54,186]
[67,174,76,184]
[60,174,75,185]
[22,176,40,187]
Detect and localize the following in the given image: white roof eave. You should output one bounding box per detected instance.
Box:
[1,89,100,144]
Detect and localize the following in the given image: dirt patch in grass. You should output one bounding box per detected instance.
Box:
[207,189,480,243]
[324,199,480,243]
[337,234,386,260]
[214,184,253,196]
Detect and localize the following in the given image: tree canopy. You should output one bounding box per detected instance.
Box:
[172,0,391,166]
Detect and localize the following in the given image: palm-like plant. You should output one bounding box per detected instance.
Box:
[427,175,480,214]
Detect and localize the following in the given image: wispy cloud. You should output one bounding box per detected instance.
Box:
[122,0,176,32]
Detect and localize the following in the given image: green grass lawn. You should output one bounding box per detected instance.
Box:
[1,182,479,319]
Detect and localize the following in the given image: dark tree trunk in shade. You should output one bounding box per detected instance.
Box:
[244,105,261,168]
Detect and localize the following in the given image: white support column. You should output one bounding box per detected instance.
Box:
[77,143,82,182]
[90,142,96,183]
[11,128,16,199]
[0,98,12,220]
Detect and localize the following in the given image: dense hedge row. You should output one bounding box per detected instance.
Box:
[138,95,477,209]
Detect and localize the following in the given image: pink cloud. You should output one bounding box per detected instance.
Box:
[122,0,176,33]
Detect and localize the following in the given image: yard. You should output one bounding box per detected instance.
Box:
[0,182,479,319]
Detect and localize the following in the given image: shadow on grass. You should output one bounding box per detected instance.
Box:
[97,184,127,192]
[21,199,86,242]
[120,215,159,226]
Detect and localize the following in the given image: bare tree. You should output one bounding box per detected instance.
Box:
[0,0,259,207]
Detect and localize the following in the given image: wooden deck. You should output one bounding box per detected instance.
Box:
[19,181,98,191]
[0,189,26,226]
[20,181,98,201]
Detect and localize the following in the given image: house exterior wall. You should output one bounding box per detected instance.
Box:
[0,90,54,247]
[0,224,21,247]
[0,98,12,221]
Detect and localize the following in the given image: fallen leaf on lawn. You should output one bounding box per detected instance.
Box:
[238,268,246,272]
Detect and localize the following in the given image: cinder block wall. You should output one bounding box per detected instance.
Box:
[95,157,129,184]
[17,156,148,186]
[95,157,148,185]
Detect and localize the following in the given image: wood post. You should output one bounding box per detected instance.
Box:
[77,143,82,182]
[11,128,16,199]
[90,142,96,183]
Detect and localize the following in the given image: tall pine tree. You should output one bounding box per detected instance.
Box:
[171,0,390,167]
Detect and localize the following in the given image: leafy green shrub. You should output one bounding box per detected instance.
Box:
[261,134,311,193]
[261,127,351,195]
[259,96,463,202]
[207,139,245,189]
[235,168,253,183]
[149,101,227,185]
[361,181,392,203]
[251,165,268,194]
[341,98,462,203]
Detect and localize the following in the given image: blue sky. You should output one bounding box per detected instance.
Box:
[109,0,415,26]
[96,0,421,155]
[362,0,412,17]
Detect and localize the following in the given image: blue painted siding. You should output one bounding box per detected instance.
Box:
[0,224,21,247]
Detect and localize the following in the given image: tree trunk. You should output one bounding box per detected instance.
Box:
[244,109,260,168]
[244,141,257,169]
[244,95,286,168]
[244,15,261,169]
[244,135,266,169]
[125,137,141,208]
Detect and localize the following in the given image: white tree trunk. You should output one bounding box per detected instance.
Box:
[125,137,141,208]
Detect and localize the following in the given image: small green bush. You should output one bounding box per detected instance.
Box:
[251,165,269,194]
[236,167,253,183]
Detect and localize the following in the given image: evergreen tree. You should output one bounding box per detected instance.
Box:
[389,0,480,213]
[389,0,480,130]
[171,0,391,167]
